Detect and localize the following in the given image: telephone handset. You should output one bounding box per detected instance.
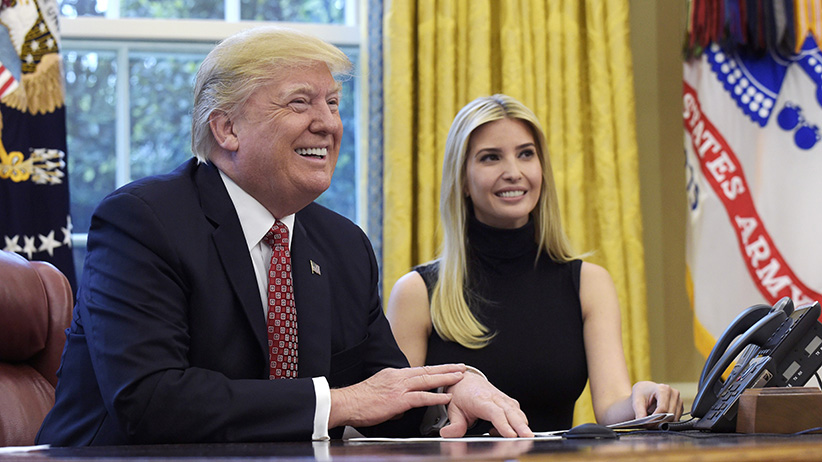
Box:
[691,298,793,418]
[690,297,822,432]
[694,301,784,398]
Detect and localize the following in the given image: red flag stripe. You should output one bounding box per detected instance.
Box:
[683,81,822,308]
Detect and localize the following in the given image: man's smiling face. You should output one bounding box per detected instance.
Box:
[217,61,343,217]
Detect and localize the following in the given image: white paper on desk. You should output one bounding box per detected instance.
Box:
[347,435,562,443]
[532,430,566,437]
[606,413,675,429]
[0,444,50,454]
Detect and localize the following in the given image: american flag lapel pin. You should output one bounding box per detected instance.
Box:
[310,259,321,276]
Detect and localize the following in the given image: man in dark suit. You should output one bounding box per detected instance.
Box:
[36,26,532,446]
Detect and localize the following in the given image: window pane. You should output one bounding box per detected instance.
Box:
[58,0,347,22]
[121,0,224,20]
[240,0,345,23]
[59,0,226,19]
[129,52,202,179]
[59,0,105,17]
[65,50,118,234]
[314,46,357,220]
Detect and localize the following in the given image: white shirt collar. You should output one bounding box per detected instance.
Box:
[218,169,294,251]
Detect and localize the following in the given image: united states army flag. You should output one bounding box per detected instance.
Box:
[684,35,822,356]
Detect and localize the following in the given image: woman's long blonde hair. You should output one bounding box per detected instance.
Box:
[431,94,577,348]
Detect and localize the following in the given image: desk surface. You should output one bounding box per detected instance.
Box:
[4,432,822,461]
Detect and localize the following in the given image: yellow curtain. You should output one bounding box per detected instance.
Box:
[383,0,649,426]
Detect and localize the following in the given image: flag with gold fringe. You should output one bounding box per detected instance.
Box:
[0,0,75,289]
[684,0,822,358]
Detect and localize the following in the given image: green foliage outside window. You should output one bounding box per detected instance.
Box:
[63,50,117,234]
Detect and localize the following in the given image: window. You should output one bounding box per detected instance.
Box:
[60,0,363,278]
[60,0,352,22]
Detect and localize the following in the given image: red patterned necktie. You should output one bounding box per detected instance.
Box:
[263,220,298,379]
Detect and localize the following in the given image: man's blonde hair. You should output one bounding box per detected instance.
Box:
[191,26,352,161]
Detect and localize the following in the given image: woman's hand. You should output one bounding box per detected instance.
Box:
[630,381,684,420]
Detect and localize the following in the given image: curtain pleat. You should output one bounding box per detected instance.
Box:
[382,0,648,426]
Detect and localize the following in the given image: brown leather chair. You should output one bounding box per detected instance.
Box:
[0,250,73,446]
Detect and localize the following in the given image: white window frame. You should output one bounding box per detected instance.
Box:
[60,17,360,45]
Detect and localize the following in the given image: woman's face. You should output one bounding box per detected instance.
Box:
[463,118,543,229]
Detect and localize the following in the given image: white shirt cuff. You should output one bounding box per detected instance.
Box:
[464,365,488,381]
[312,376,331,441]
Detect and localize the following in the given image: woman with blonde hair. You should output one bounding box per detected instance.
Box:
[386,94,682,432]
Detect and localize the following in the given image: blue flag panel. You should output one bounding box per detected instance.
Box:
[0,0,75,290]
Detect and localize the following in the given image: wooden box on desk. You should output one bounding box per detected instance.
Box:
[737,387,822,433]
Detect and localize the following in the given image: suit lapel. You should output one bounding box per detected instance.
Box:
[290,214,331,378]
[195,162,268,360]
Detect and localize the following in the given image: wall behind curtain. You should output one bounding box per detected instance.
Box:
[382,0,649,424]
[628,1,699,391]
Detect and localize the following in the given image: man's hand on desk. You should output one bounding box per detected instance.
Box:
[441,370,534,438]
[328,364,466,428]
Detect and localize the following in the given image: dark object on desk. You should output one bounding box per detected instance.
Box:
[690,298,822,432]
[0,250,73,446]
[562,423,618,439]
[737,387,822,434]
[419,403,449,436]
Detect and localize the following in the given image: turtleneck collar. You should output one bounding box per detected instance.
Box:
[466,212,537,260]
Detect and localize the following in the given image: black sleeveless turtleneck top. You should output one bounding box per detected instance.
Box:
[415,215,587,432]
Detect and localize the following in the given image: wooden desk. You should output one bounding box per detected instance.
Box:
[3,431,822,461]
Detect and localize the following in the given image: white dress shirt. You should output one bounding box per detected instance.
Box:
[219,170,331,440]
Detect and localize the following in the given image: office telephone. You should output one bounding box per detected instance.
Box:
[689,297,822,432]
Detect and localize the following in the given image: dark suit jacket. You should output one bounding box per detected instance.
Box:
[36,159,414,446]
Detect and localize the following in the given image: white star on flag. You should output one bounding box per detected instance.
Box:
[38,230,61,256]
